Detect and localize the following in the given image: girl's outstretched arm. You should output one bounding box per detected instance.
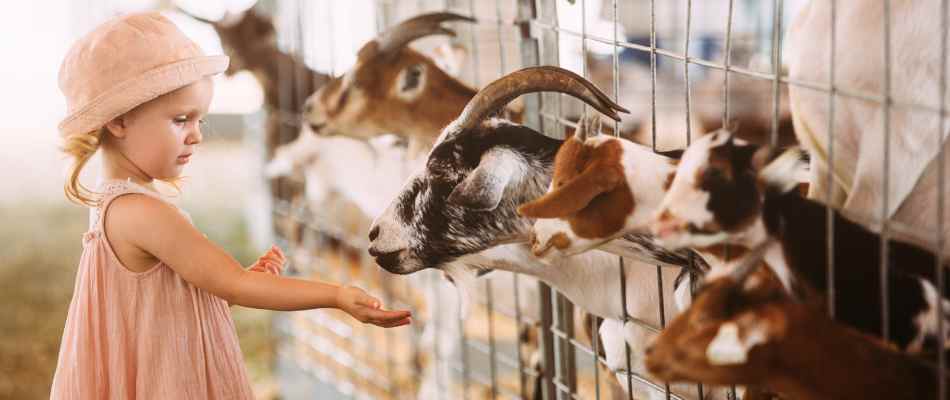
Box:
[111,194,411,327]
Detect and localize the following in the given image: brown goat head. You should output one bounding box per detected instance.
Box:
[305,13,477,151]
[180,8,276,77]
[517,133,631,241]
[645,263,787,386]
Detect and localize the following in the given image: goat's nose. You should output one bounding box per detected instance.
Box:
[368,225,380,242]
[644,344,654,356]
[652,210,683,238]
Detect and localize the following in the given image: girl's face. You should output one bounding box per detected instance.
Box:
[106,78,213,180]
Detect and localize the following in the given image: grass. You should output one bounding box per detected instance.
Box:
[0,195,277,399]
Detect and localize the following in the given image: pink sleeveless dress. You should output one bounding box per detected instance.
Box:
[50,179,254,400]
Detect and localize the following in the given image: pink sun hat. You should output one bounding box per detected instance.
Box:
[57,11,229,138]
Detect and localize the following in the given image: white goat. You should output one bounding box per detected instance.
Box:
[787,0,950,240]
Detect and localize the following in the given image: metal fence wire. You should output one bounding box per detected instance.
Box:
[264,0,950,399]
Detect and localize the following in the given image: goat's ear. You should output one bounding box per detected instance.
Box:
[432,43,467,77]
[395,63,426,100]
[518,163,623,218]
[655,148,685,160]
[448,148,520,211]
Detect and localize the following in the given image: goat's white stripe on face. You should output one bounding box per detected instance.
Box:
[655,134,718,235]
[706,321,768,366]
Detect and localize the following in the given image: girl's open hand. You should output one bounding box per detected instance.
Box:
[337,286,412,328]
[249,245,286,275]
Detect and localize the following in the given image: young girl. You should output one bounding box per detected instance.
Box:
[50,12,411,399]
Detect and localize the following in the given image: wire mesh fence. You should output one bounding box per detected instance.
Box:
[264,0,950,399]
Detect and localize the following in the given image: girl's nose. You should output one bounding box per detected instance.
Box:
[186,124,203,145]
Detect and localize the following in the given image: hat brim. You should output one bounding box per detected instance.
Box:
[58,55,230,137]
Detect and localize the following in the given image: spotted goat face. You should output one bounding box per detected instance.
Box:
[517,121,687,263]
[367,66,629,274]
[651,131,771,249]
[368,123,560,274]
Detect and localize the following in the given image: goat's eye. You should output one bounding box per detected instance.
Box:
[401,65,423,92]
[704,167,725,181]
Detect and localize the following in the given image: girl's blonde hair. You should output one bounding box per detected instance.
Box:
[62,128,105,207]
[61,123,185,207]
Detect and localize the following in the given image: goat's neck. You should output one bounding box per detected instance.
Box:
[405,72,478,141]
[459,244,664,321]
[765,309,936,400]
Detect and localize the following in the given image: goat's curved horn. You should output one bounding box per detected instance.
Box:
[218,10,248,28]
[364,12,476,60]
[176,7,247,28]
[455,66,629,132]
[176,6,217,25]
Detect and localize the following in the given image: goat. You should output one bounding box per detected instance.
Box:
[515,101,798,268]
[787,0,950,242]
[645,249,949,400]
[304,13,484,158]
[515,119,696,266]
[180,8,329,155]
[368,66,734,400]
[651,131,950,353]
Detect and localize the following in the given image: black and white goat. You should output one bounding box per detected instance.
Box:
[652,131,950,353]
[369,66,732,399]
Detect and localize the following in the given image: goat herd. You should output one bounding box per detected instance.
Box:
[190,1,950,399]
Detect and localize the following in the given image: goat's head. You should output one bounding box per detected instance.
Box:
[516,119,681,259]
[645,251,790,385]
[179,8,276,76]
[651,131,809,249]
[367,66,628,274]
[304,13,477,142]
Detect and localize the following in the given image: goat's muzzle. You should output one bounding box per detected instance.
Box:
[368,246,406,272]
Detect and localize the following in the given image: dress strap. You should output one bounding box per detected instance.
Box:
[90,179,170,233]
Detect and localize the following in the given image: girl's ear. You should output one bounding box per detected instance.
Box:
[104,116,128,139]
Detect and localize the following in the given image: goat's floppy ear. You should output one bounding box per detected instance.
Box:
[449,148,520,211]
[518,163,623,218]
[756,146,811,194]
[655,148,685,160]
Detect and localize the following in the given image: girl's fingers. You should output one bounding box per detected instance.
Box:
[355,293,381,309]
[269,245,286,260]
[364,308,411,323]
[375,317,412,328]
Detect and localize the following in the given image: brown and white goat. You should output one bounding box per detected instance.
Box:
[645,254,948,400]
[304,13,485,158]
[515,115,798,268]
[652,131,950,353]
[515,122,690,264]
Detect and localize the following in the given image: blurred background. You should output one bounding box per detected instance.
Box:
[0,1,806,399]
